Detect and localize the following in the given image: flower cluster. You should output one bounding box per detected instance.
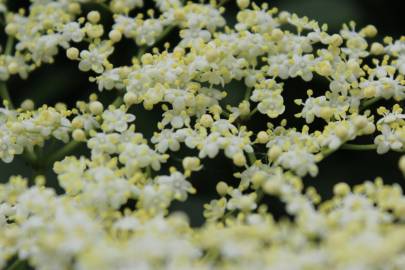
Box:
[1,0,405,269]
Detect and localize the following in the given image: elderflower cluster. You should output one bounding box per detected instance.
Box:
[1,0,405,269]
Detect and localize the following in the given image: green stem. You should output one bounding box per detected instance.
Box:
[321,147,335,159]
[360,97,381,111]
[99,2,110,12]
[244,87,252,101]
[321,143,377,160]
[46,141,82,165]
[6,259,24,270]
[219,0,231,7]
[340,143,377,151]
[256,188,264,203]
[112,96,123,107]
[5,36,14,55]
[23,148,37,165]
[145,166,152,179]
[156,26,176,46]
[246,151,256,166]
[136,46,147,59]
[247,107,258,118]
[0,81,14,108]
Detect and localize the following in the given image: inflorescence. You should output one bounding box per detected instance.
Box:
[1,0,405,269]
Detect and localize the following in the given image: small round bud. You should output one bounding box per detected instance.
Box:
[319,107,334,120]
[55,103,67,112]
[335,124,348,139]
[216,181,228,196]
[237,0,250,9]
[89,101,104,115]
[200,114,214,127]
[233,152,246,167]
[347,59,359,71]
[256,131,269,144]
[271,28,284,41]
[109,30,122,43]
[86,25,104,39]
[72,129,86,142]
[329,34,343,47]
[238,101,250,116]
[316,61,333,77]
[278,11,291,23]
[174,9,185,20]
[252,171,266,186]
[182,157,201,171]
[43,19,53,29]
[7,62,19,74]
[362,24,377,38]
[68,3,81,14]
[353,115,368,129]
[173,47,185,58]
[263,180,279,194]
[333,182,350,196]
[72,117,84,129]
[66,47,79,60]
[239,196,254,212]
[141,53,153,65]
[5,23,18,36]
[20,99,35,111]
[370,42,384,55]
[364,123,376,134]
[87,11,101,24]
[363,86,376,98]
[268,145,282,161]
[124,92,138,105]
[206,48,219,62]
[34,175,46,187]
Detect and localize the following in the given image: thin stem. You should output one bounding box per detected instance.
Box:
[5,36,14,55]
[23,148,37,165]
[46,141,82,165]
[136,46,147,59]
[244,87,252,101]
[6,259,24,270]
[112,96,123,107]
[0,81,14,108]
[340,143,377,151]
[247,107,258,118]
[99,2,111,12]
[360,97,381,111]
[145,166,152,179]
[218,0,231,7]
[256,188,264,204]
[321,147,335,159]
[321,143,377,161]
[246,151,256,166]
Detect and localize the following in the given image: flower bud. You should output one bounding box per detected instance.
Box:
[87,11,101,24]
[66,47,79,60]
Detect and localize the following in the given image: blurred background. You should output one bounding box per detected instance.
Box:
[0,0,404,226]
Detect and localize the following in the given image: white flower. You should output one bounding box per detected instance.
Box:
[79,42,114,74]
[156,171,195,201]
[276,149,319,177]
[61,22,84,44]
[119,143,167,172]
[101,108,135,132]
